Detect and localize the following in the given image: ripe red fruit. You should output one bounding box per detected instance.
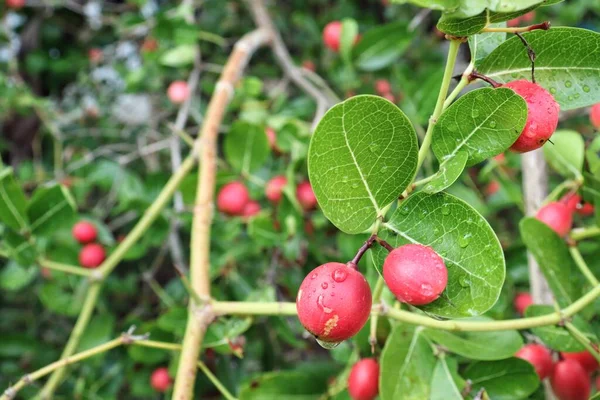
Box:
[296,181,317,211]
[561,351,599,374]
[323,21,342,52]
[375,79,392,95]
[302,60,316,72]
[79,243,106,269]
[504,80,559,152]
[242,200,261,218]
[296,262,372,344]
[513,292,533,316]
[72,221,98,244]
[141,38,158,53]
[507,11,536,27]
[265,127,278,151]
[6,0,25,9]
[591,104,600,129]
[266,176,287,203]
[551,359,590,400]
[494,153,506,163]
[167,81,190,104]
[382,92,395,103]
[217,181,249,216]
[348,358,380,400]
[578,202,594,216]
[88,48,103,64]
[535,202,573,237]
[383,244,447,306]
[150,367,172,393]
[562,193,595,216]
[515,344,554,379]
[485,180,500,196]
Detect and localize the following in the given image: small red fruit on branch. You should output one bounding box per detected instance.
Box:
[348,358,380,400]
[560,351,599,374]
[591,103,600,129]
[266,175,287,203]
[72,221,98,244]
[323,21,343,52]
[242,200,261,218]
[79,243,106,269]
[296,262,372,345]
[6,0,26,9]
[167,81,190,104]
[513,291,533,316]
[296,181,317,211]
[375,79,391,96]
[383,244,448,306]
[150,367,172,392]
[535,202,573,237]
[551,359,590,400]
[217,181,250,216]
[515,344,554,379]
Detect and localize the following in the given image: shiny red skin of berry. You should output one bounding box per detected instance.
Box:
[578,202,594,216]
[591,104,600,129]
[507,11,536,27]
[296,262,372,343]
[217,181,249,216]
[79,243,106,269]
[323,21,342,52]
[348,358,380,400]
[513,292,533,316]
[383,244,448,306]
[562,193,595,216]
[535,202,573,237]
[72,221,98,244]
[266,176,287,203]
[167,81,190,104]
[515,344,554,379]
[150,367,172,393]
[551,359,590,400]
[375,79,391,95]
[6,0,25,9]
[560,351,599,374]
[504,80,559,152]
[296,181,317,211]
[242,200,261,218]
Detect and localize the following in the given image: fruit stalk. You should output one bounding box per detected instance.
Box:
[563,322,600,365]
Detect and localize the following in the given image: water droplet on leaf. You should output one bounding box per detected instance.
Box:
[441,204,451,215]
[489,121,497,128]
[565,81,572,88]
[458,233,472,248]
[459,276,471,287]
[583,85,590,93]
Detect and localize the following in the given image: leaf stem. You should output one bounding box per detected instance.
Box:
[443,62,474,110]
[415,39,462,172]
[564,322,600,365]
[481,22,551,33]
[38,259,91,277]
[347,235,377,269]
[571,226,600,242]
[568,245,599,286]
[197,361,238,400]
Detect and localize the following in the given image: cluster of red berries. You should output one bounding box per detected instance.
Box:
[72,221,106,269]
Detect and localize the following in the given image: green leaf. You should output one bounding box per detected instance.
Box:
[340,19,359,66]
[380,326,436,400]
[422,151,468,194]
[160,44,197,67]
[0,261,37,291]
[157,306,188,336]
[479,28,600,110]
[586,135,600,175]
[469,23,507,66]
[430,357,465,400]
[353,22,413,71]
[525,305,597,351]
[38,281,85,316]
[224,121,270,174]
[464,358,540,400]
[0,168,29,231]
[379,192,505,318]
[542,130,584,179]
[399,0,546,15]
[4,229,36,267]
[519,218,580,307]
[308,95,418,234]
[204,317,253,353]
[27,184,77,235]
[431,87,527,167]
[78,314,115,352]
[424,318,523,360]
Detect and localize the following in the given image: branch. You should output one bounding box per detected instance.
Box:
[172,28,271,400]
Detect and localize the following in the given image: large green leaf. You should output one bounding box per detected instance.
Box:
[431,87,527,167]
[308,95,418,234]
[464,358,540,400]
[380,326,436,400]
[423,151,468,194]
[0,168,29,231]
[542,130,584,179]
[525,305,597,352]
[224,121,270,174]
[519,218,580,307]
[424,318,523,360]
[379,192,505,318]
[27,184,77,235]
[430,357,464,400]
[397,0,546,15]
[353,22,413,71]
[0,261,37,291]
[479,28,600,110]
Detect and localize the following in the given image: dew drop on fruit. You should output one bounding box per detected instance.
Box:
[316,338,342,349]
[420,283,433,296]
[441,204,451,215]
[317,294,333,313]
[565,81,572,88]
[489,121,497,128]
[321,282,328,289]
[311,273,318,279]
[332,268,348,282]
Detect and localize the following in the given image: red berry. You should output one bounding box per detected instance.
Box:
[595,375,600,390]
[513,292,533,316]
[348,358,379,400]
[242,200,261,218]
[141,38,158,53]
[323,21,342,52]
[504,80,559,152]
[6,0,25,9]
[167,81,190,104]
[561,351,599,374]
[578,202,594,216]
[150,367,172,393]
[88,48,103,64]
[591,104,600,129]
[217,181,249,216]
[296,262,372,344]
[302,60,316,72]
[494,153,506,163]
[551,359,590,400]
[296,181,317,211]
[383,244,447,306]
[522,11,536,22]
[515,344,554,379]
[535,202,573,237]
[266,176,287,203]
[561,193,581,212]
[382,92,395,103]
[265,127,277,150]
[375,79,392,95]
[72,221,98,244]
[486,180,500,196]
[79,244,106,269]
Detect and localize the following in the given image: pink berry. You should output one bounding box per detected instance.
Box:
[167,81,190,104]
[296,262,372,343]
[375,79,392,95]
[217,181,249,216]
[6,0,25,9]
[590,104,600,130]
[515,344,554,379]
[535,202,573,237]
[72,221,98,244]
[242,200,261,218]
[513,292,533,316]
[265,127,277,150]
[150,367,172,392]
[551,359,590,400]
[560,351,599,374]
[348,358,379,400]
[266,176,287,203]
[323,21,342,52]
[88,48,103,63]
[383,244,448,306]
[79,244,106,269]
[486,180,500,196]
[504,80,559,152]
[296,181,317,211]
